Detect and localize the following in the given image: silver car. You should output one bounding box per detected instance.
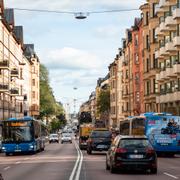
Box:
[61,133,72,144]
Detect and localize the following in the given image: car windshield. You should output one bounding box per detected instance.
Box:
[62,134,71,137]
[90,131,112,138]
[119,138,150,148]
[50,134,58,138]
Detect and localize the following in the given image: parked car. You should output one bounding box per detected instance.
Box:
[87,128,112,154]
[106,135,157,174]
[49,134,59,143]
[61,133,72,144]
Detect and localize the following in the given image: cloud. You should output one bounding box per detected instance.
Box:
[44,47,103,70]
[6,0,146,11]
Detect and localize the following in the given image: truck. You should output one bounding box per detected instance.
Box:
[79,124,94,150]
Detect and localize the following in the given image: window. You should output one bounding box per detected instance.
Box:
[152,28,157,43]
[32,91,35,99]
[146,81,150,95]
[145,12,149,25]
[153,54,158,69]
[146,58,150,72]
[153,3,159,17]
[20,68,23,79]
[134,35,138,46]
[153,79,158,94]
[32,79,35,86]
[135,53,139,64]
[146,35,150,49]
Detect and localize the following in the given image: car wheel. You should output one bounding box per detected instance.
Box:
[151,168,157,174]
[61,141,63,144]
[6,152,10,156]
[110,163,116,174]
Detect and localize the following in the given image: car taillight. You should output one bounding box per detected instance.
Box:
[116,148,127,153]
[146,148,155,154]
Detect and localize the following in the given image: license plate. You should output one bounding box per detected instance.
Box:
[97,145,107,149]
[129,154,143,159]
[15,149,21,152]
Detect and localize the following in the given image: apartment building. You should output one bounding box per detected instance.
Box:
[0,2,40,120]
[131,18,144,114]
[140,0,159,113]
[155,0,180,115]
[24,44,40,117]
[109,58,118,128]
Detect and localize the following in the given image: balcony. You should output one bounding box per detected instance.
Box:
[173,8,180,20]
[165,16,176,28]
[159,22,168,33]
[10,88,19,95]
[159,0,167,8]
[0,84,9,91]
[159,46,168,56]
[10,69,19,77]
[158,91,180,103]
[173,64,180,74]
[0,60,9,69]
[165,42,176,53]
[173,36,180,48]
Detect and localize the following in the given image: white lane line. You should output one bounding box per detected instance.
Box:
[24,158,30,160]
[164,172,179,179]
[3,166,10,171]
[69,141,80,180]
[15,161,21,164]
[75,141,83,180]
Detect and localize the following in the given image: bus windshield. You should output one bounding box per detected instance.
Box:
[3,125,33,143]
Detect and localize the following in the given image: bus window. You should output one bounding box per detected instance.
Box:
[132,118,145,135]
[120,120,130,135]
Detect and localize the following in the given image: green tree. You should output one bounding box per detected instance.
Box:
[97,88,110,114]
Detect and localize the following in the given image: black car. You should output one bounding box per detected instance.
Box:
[106,135,157,174]
[87,129,112,154]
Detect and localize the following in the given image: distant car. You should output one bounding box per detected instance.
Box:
[106,135,157,174]
[61,133,72,144]
[49,134,59,143]
[87,129,112,154]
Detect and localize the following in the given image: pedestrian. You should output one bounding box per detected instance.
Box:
[0,173,4,180]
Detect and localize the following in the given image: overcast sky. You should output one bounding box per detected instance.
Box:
[5,0,146,113]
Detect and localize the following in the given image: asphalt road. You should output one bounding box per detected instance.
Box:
[0,140,180,180]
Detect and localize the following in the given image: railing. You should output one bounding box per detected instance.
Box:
[0,60,9,68]
[0,84,9,91]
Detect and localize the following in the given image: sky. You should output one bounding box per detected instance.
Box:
[5,0,146,113]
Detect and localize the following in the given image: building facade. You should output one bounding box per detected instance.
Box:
[0,1,40,120]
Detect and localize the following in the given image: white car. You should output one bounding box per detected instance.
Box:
[61,133,72,144]
[49,134,59,143]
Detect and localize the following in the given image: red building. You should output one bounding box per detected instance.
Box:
[132,18,144,115]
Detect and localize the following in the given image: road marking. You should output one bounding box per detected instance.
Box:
[164,172,179,179]
[69,141,80,180]
[3,166,10,171]
[15,161,21,164]
[24,158,30,160]
[75,141,83,180]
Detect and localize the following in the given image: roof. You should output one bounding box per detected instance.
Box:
[24,44,39,61]
[13,26,24,44]
[4,8,14,26]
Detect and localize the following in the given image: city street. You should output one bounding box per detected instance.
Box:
[0,140,180,180]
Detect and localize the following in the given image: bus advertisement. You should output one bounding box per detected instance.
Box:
[1,116,48,156]
[120,113,180,155]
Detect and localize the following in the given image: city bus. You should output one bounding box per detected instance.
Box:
[1,116,48,156]
[119,113,180,155]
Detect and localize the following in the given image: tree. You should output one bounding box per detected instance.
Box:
[97,88,110,114]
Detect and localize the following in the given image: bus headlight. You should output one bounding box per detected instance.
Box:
[2,147,6,150]
[29,145,34,149]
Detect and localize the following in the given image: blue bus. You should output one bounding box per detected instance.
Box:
[1,116,48,156]
[119,113,180,155]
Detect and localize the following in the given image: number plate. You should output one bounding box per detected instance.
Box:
[129,154,143,159]
[97,145,107,149]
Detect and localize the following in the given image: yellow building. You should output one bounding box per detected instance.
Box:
[0,3,40,120]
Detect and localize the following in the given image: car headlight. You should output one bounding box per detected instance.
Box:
[2,147,5,150]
